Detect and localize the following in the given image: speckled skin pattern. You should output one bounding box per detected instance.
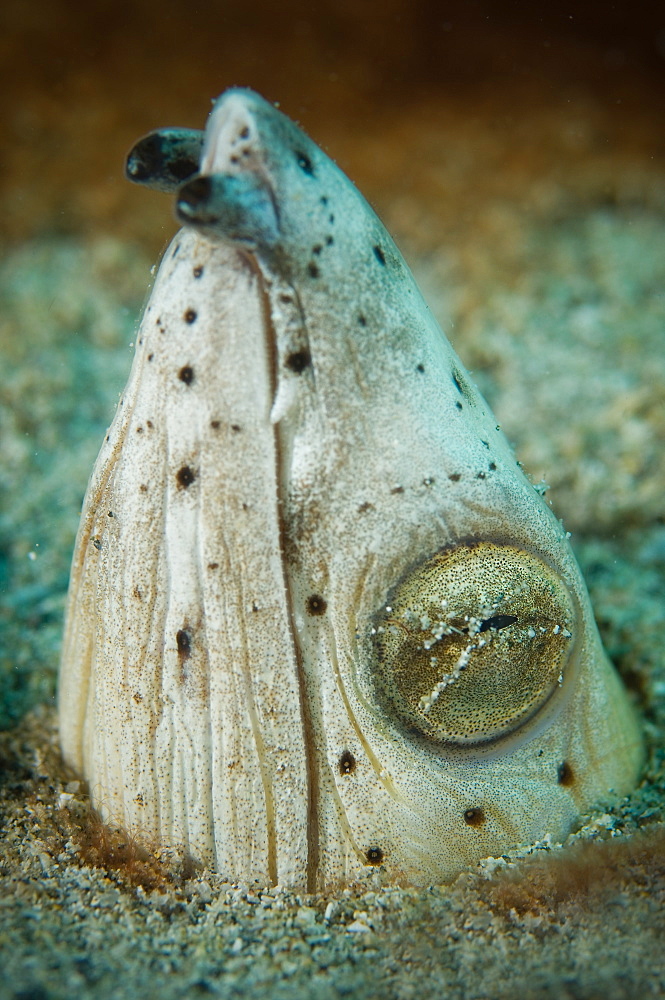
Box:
[59,90,643,890]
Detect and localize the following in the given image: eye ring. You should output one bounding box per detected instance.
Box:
[370,541,578,746]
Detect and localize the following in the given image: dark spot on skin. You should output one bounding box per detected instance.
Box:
[239,126,250,139]
[391,485,404,494]
[339,751,356,776]
[558,761,575,786]
[136,426,144,434]
[296,151,314,175]
[208,562,219,570]
[140,484,148,492]
[357,502,375,513]
[452,372,463,393]
[373,245,386,266]
[92,537,102,551]
[423,477,435,487]
[176,466,196,489]
[147,420,153,429]
[108,511,114,517]
[416,364,425,374]
[285,349,311,373]
[312,244,322,255]
[251,601,260,612]
[326,235,334,246]
[279,294,293,304]
[193,265,204,278]
[176,628,191,663]
[210,420,221,430]
[481,440,489,449]
[105,435,110,442]
[173,244,181,258]
[489,462,497,471]
[307,262,320,279]
[320,196,329,206]
[365,847,384,865]
[133,585,141,600]
[329,214,335,224]
[147,353,154,362]
[464,808,485,827]
[358,314,367,327]
[156,317,161,326]
[449,473,461,482]
[456,401,463,411]
[184,309,197,324]
[477,471,486,479]
[179,365,195,385]
[306,594,327,616]
[231,424,242,433]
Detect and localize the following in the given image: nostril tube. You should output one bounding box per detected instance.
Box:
[125,134,162,182]
[177,175,214,214]
[184,175,214,201]
[125,128,204,192]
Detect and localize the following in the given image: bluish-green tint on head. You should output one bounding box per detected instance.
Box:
[59,87,644,891]
[191,89,406,289]
[176,172,279,249]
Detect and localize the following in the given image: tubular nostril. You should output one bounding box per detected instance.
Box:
[125,135,161,181]
[178,175,213,212]
[125,129,204,192]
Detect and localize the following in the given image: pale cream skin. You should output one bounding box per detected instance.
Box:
[59,90,643,891]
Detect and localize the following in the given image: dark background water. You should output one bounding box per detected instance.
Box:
[1,0,663,248]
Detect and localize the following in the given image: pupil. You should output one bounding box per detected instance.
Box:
[478,614,518,633]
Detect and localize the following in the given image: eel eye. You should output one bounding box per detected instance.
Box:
[371,542,577,745]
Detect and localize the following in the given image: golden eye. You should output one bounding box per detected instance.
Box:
[372,542,577,745]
